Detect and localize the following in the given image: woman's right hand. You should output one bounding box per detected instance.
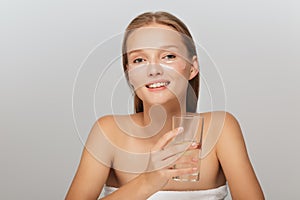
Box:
[140,127,199,193]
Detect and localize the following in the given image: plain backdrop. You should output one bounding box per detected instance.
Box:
[1,0,299,199]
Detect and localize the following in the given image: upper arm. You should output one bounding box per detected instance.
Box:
[216,112,264,200]
[66,116,115,200]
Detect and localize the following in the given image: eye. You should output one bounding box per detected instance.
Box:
[163,54,176,60]
[133,58,145,63]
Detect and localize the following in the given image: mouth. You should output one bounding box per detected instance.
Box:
[145,80,170,89]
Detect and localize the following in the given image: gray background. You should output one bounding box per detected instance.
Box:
[1,0,299,199]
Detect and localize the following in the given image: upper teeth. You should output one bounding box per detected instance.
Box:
[148,82,169,88]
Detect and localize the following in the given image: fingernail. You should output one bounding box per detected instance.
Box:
[177,127,184,135]
[192,167,198,171]
[191,142,198,147]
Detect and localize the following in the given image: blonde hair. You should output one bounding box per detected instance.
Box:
[122,11,199,113]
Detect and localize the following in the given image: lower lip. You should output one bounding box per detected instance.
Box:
[146,86,168,92]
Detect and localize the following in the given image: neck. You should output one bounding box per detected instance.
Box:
[141,98,187,127]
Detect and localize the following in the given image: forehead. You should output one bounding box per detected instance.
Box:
[126,25,188,55]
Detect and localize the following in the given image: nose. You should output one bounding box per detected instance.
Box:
[147,64,163,77]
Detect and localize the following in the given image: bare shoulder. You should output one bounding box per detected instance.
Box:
[95,114,129,133]
[200,111,240,134]
[207,112,265,199]
[200,111,242,146]
[94,114,141,145]
[197,111,240,157]
[212,111,243,146]
[96,113,141,129]
[96,114,115,128]
[65,115,120,199]
[93,115,122,143]
[200,111,237,122]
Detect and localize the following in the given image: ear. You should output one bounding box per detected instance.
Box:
[188,56,199,80]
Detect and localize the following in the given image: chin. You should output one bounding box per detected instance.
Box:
[136,87,186,107]
[143,95,184,110]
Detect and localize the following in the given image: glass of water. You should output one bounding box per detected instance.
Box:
[171,114,204,182]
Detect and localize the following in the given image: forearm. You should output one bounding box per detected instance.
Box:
[99,174,156,200]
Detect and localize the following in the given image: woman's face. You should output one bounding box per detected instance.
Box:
[125,23,198,107]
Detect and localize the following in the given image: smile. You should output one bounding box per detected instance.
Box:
[145,81,170,89]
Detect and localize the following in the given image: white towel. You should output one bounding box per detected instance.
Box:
[99,184,228,200]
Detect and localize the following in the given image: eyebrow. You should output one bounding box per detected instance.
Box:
[127,45,180,55]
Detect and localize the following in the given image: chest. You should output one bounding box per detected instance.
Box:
[108,147,222,190]
[107,118,225,190]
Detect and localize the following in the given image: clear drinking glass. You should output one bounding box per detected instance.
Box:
[171,114,204,182]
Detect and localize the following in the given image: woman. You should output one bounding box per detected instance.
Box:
[66,11,264,200]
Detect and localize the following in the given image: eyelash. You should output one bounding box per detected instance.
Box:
[132,54,176,63]
[133,58,145,63]
[163,54,176,59]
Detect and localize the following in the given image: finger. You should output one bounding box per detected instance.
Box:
[165,167,198,179]
[150,151,197,171]
[148,147,185,171]
[147,150,199,172]
[186,142,201,150]
[160,142,189,160]
[172,156,199,169]
[150,141,199,165]
[149,152,182,170]
[162,151,199,168]
[150,141,188,164]
[152,127,183,151]
[160,141,199,160]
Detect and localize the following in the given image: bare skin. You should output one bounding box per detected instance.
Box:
[66,112,264,200]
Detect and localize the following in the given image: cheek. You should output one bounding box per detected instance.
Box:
[134,88,144,99]
[127,66,148,90]
[169,63,190,79]
[165,68,189,97]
